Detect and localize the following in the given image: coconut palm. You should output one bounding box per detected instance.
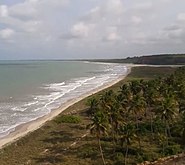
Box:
[129,80,143,95]
[181,114,185,149]
[128,93,146,129]
[86,97,99,116]
[157,133,168,156]
[142,81,159,135]
[87,110,108,165]
[119,84,132,100]
[108,101,126,146]
[100,90,115,110]
[176,83,185,114]
[120,123,137,165]
[155,95,178,139]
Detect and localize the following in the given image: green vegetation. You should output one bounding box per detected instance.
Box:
[130,54,185,65]
[55,115,82,124]
[89,54,185,65]
[0,66,182,165]
[127,66,176,80]
[86,66,185,164]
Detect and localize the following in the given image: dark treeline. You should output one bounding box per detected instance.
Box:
[88,54,185,65]
[86,67,185,165]
[126,54,185,65]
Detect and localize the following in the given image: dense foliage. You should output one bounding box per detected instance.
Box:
[87,67,185,165]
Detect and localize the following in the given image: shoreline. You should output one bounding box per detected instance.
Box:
[0,65,132,149]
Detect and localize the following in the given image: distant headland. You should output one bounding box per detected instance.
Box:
[87,54,185,65]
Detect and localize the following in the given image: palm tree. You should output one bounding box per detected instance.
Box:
[119,84,132,100]
[128,93,146,129]
[86,97,99,116]
[179,113,185,149]
[119,84,132,108]
[120,123,137,165]
[142,81,159,135]
[129,80,143,95]
[155,95,178,139]
[100,90,115,110]
[176,83,185,114]
[182,114,185,149]
[87,110,108,165]
[108,101,126,147]
[157,133,168,156]
[99,90,122,148]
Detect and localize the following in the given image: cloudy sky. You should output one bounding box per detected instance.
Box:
[0,0,185,60]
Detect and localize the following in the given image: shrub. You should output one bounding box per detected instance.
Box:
[113,152,125,165]
[137,152,159,162]
[160,144,182,156]
[78,145,98,158]
[55,115,81,124]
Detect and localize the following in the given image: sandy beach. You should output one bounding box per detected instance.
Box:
[0,65,132,149]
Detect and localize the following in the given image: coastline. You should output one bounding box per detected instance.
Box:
[0,65,132,149]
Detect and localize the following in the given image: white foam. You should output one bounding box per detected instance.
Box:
[11,107,27,112]
[0,63,128,138]
[23,101,39,107]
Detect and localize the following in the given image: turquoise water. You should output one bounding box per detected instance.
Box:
[0,61,127,137]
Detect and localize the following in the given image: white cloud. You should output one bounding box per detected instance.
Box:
[177,13,185,21]
[0,5,8,17]
[133,2,153,10]
[103,26,120,42]
[85,0,124,23]
[23,20,42,32]
[0,28,15,39]
[144,23,185,45]
[1,0,185,59]
[164,26,184,41]
[70,22,90,38]
[9,0,69,17]
[28,0,39,3]
[72,0,125,43]
[106,0,124,15]
[129,32,148,44]
[89,6,100,14]
[131,16,142,24]
[0,0,70,43]
[106,32,120,41]
[9,1,36,19]
[161,0,172,2]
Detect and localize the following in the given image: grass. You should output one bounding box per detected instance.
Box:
[127,66,176,80]
[55,115,82,124]
[0,66,177,165]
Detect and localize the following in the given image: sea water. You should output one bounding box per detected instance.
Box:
[0,61,127,138]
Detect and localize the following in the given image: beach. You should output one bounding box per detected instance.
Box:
[0,65,132,149]
[0,65,182,165]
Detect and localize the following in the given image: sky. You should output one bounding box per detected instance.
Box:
[0,0,185,60]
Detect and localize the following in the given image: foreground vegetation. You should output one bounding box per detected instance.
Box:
[0,66,181,165]
[87,66,185,164]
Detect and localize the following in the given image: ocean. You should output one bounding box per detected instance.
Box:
[0,61,127,138]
